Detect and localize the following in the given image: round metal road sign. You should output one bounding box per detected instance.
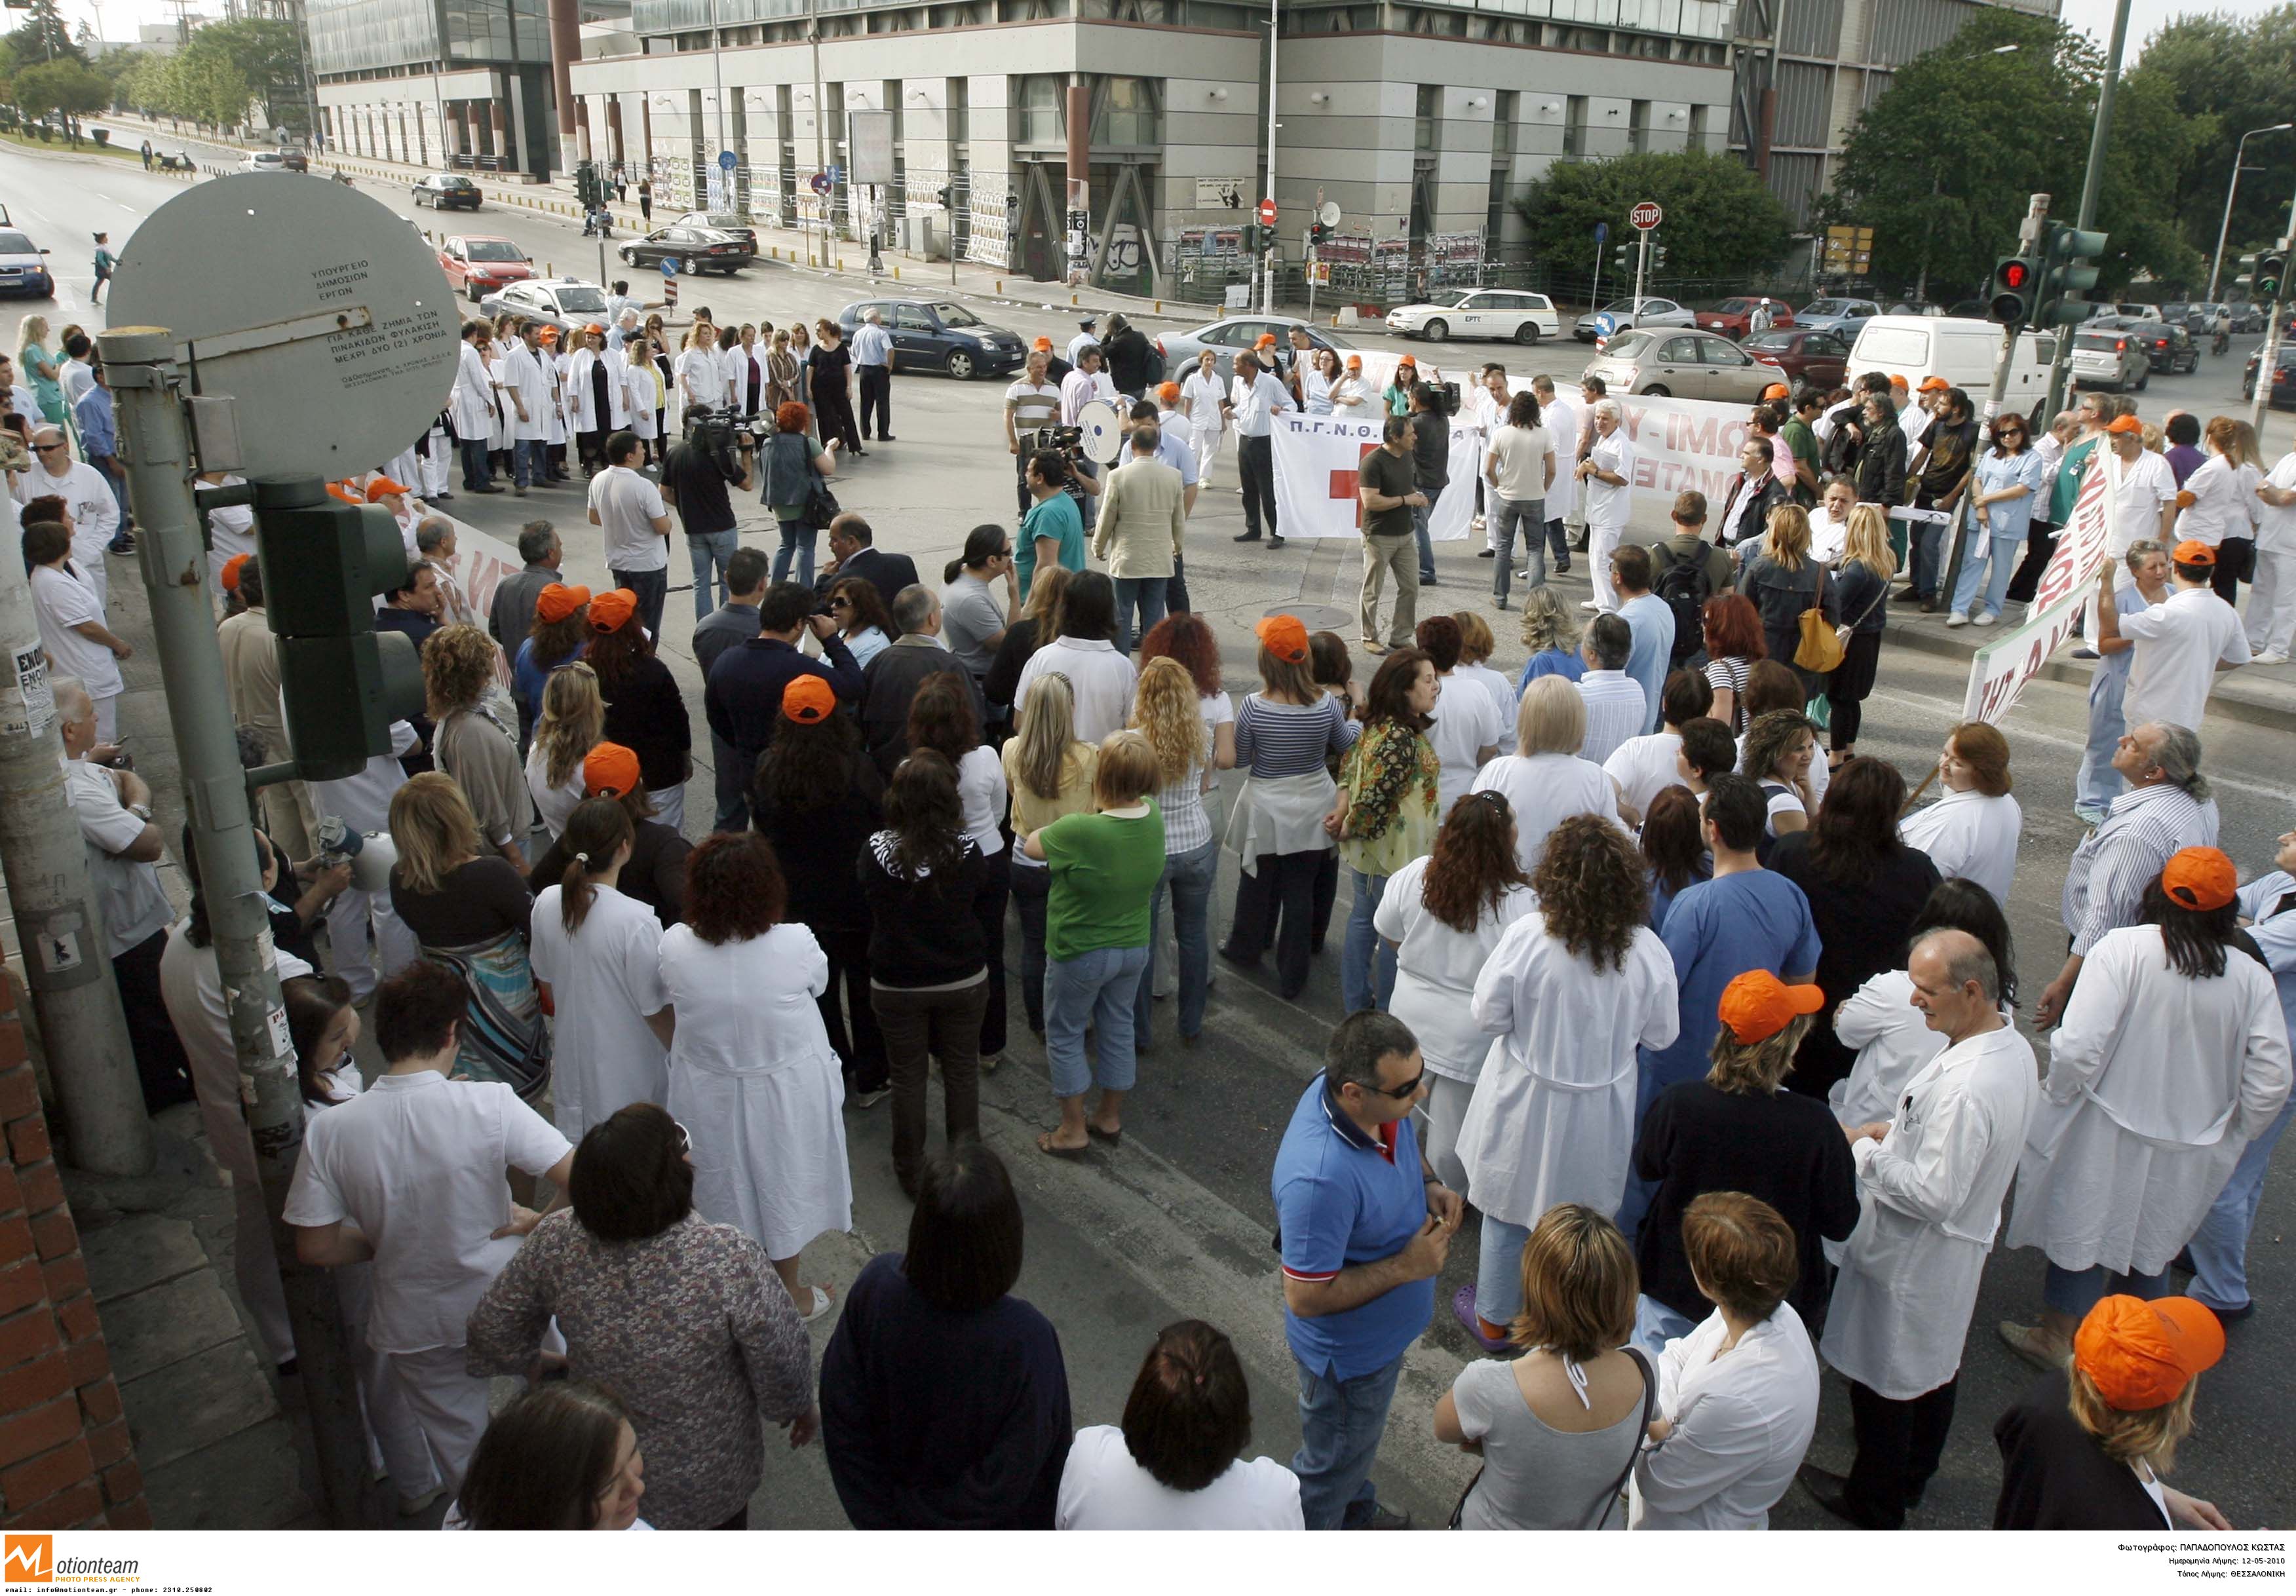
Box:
[1631,201,1663,231]
[1257,198,1278,226]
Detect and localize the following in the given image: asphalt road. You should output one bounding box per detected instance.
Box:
[11,138,2296,1532]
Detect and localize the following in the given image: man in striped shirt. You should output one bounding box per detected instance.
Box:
[1004,349,1063,516]
[2037,721,2219,1027]
[1575,613,1648,765]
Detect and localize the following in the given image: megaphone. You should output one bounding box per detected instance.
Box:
[315,814,398,896]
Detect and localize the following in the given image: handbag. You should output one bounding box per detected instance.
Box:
[802,451,840,531]
[1833,562,1890,652]
[1447,1346,1658,1530]
[1794,559,1846,674]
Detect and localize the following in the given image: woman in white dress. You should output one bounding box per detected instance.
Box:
[526,662,604,842]
[1179,349,1225,486]
[1999,848,2292,1369]
[529,797,674,1143]
[660,831,852,1322]
[621,334,662,461]
[1896,722,2021,909]
[2173,415,2263,579]
[675,325,721,416]
[1415,616,1504,815]
[1467,675,1620,874]
[1457,814,1677,1342]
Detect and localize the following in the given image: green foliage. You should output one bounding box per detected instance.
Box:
[1515,149,1794,284]
[2144,7,2296,281]
[12,58,109,131]
[5,1,84,68]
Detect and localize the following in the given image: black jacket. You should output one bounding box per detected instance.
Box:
[816,545,922,620]
[1719,472,1793,550]
[1855,417,1908,508]
[1103,326,1155,395]
[1993,1372,2173,1530]
[860,637,986,778]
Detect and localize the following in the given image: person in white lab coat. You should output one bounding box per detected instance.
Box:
[621,335,663,457]
[1628,1191,1820,1530]
[2000,848,2291,1367]
[1415,616,1504,815]
[564,326,624,474]
[1525,375,1577,582]
[20,425,120,611]
[303,717,421,1004]
[1177,349,1225,487]
[538,328,570,480]
[198,470,256,592]
[1803,928,2038,1530]
[501,323,556,495]
[659,831,852,1322]
[528,797,674,1143]
[1457,814,1677,1344]
[450,320,501,494]
[1896,722,2023,910]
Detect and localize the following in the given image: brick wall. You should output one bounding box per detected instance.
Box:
[0,999,149,1530]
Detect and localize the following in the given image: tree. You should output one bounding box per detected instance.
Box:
[1516,149,1794,286]
[12,59,109,143]
[180,18,305,136]
[2141,7,2296,288]
[5,1,85,68]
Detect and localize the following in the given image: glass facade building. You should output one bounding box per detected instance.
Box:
[307,0,548,76]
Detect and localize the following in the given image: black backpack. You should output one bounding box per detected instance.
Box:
[1651,544,1713,669]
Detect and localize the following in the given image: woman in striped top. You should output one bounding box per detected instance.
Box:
[1128,658,1217,1050]
[1217,616,1360,1000]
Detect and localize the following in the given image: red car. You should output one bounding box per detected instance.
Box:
[1697,297,1796,338]
[1739,328,1852,391]
[436,234,533,302]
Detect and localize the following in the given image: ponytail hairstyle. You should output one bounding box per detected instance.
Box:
[557,796,634,934]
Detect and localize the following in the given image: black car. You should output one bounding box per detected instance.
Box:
[836,298,1025,381]
[412,173,482,210]
[2244,347,2296,409]
[672,210,758,250]
[621,225,756,275]
[2111,318,2200,374]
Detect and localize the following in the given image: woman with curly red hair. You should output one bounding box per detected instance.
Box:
[760,400,837,586]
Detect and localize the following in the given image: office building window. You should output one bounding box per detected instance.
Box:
[1492,88,1515,163]
[1415,84,1438,151]
[1629,98,1650,153]
[1563,94,1587,156]
[1018,74,1063,145]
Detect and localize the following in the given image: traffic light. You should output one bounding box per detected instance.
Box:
[2036,224,2108,328]
[2257,248,2288,301]
[1309,220,1328,247]
[1240,223,1260,255]
[574,159,600,209]
[1988,253,2038,328]
[254,479,426,782]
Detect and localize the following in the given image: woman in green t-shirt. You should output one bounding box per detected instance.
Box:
[1020,730,1164,1157]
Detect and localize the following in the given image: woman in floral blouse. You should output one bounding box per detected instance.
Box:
[465,1103,818,1529]
[1327,647,1441,1015]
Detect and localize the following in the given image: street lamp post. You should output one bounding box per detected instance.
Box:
[2208,123,2294,303]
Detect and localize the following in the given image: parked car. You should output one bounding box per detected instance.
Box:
[672,211,758,250]
[2071,328,2150,392]
[412,173,482,210]
[1791,297,1884,336]
[436,235,533,301]
[2230,303,2267,333]
[1578,330,1785,401]
[620,225,756,275]
[1575,297,1698,343]
[1385,288,1560,345]
[835,298,1026,381]
[1696,297,1795,338]
[2244,345,2296,408]
[2101,318,2199,374]
[2114,302,2164,321]
[240,151,292,174]
[1155,316,1356,383]
[1739,328,1851,390]
[0,228,54,299]
[478,278,615,338]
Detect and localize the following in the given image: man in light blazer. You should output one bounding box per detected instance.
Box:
[1092,424,1189,652]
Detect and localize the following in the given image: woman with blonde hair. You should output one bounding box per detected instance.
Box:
[1432,1204,1653,1529]
[1514,584,1584,694]
[1128,656,1216,1050]
[1022,730,1165,1156]
[424,624,529,874]
[1740,503,1837,694]
[676,323,723,413]
[621,333,662,461]
[2177,414,2267,607]
[1824,504,1897,765]
[1003,668,1098,1035]
[16,314,62,424]
[985,563,1071,713]
[1467,675,1619,875]
[526,660,605,840]
[385,772,548,1099]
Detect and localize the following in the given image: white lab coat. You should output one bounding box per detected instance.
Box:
[1822,1023,2038,1399]
[303,719,421,1002]
[1630,1302,1820,1531]
[1179,370,1225,479]
[1457,917,1677,1226]
[564,347,627,433]
[675,347,721,413]
[1897,787,2021,910]
[541,349,567,446]
[449,341,495,440]
[484,348,515,451]
[1541,394,1582,523]
[2002,925,2291,1277]
[1827,970,1943,1133]
[659,922,854,1259]
[623,358,662,442]
[527,883,668,1143]
[502,345,554,444]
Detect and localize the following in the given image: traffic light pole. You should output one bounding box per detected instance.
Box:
[99,330,372,1529]
[1943,193,2050,616]
[2044,0,2132,421]
[2248,187,2296,431]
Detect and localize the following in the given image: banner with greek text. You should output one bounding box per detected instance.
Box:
[1960,449,2117,726]
[1269,411,1481,541]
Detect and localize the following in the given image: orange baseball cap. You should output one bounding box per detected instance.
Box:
[220,553,251,592]
[366,475,410,497]
[2172,538,2217,567]
[533,582,590,624]
[325,480,364,504]
[1717,968,1826,1044]
[2160,846,2236,912]
[584,322,607,336]
[1760,383,1789,400]
[581,741,641,799]
[1157,381,1181,405]
[2107,413,2144,434]
[1396,354,1417,368]
[1345,354,1363,369]
[587,587,638,632]
[1917,375,1950,393]
[536,325,560,344]
[2075,1295,2225,1411]
[782,673,837,723]
[1888,373,1909,390]
[1255,613,1309,663]
[1254,333,1278,349]
[1031,336,1054,352]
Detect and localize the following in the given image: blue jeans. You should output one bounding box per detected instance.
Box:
[2044,1261,2170,1317]
[1292,1350,1407,1530]
[1490,496,1543,600]
[1341,869,1398,1016]
[687,528,738,620]
[459,436,493,489]
[2076,666,2130,821]
[773,518,815,586]
[1633,1293,1697,1359]
[1909,518,1946,601]
[1411,500,1437,582]
[1545,516,1571,573]
[1474,1213,1531,1327]
[512,438,548,489]
[1949,528,2025,618]
[1044,943,1149,1097]
[1111,575,1168,655]
[1135,837,1216,1048]
[2186,1096,2295,1311]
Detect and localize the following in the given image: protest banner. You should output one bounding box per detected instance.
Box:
[1269,410,1481,541]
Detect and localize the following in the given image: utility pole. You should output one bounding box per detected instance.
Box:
[0,538,152,1178]
[2043,0,2132,421]
[1261,0,1280,315]
[98,330,370,1528]
[2248,198,2294,432]
[1940,192,2048,613]
[2207,123,2293,303]
[807,0,825,266]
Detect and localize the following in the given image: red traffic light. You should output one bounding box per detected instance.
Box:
[2000,261,2031,290]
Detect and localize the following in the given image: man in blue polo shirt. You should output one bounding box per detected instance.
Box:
[1273,1010,1462,1529]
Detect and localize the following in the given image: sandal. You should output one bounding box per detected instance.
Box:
[797,1284,836,1323]
[1086,1122,1122,1147]
[1452,1285,1512,1354]
[1036,1130,1090,1158]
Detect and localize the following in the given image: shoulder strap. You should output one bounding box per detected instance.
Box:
[1594,1346,1660,1531]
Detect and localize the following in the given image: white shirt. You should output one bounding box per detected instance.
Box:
[31,563,117,697]
[1470,752,1622,875]
[1603,731,1684,819]
[60,357,94,409]
[956,744,1009,858]
[851,322,894,368]
[2120,584,2250,731]
[1373,853,1537,1081]
[2175,453,2261,548]
[1576,671,1648,766]
[1055,1425,1304,1529]
[204,474,258,572]
[1425,673,1505,814]
[1060,367,1118,427]
[1541,395,1582,521]
[527,884,669,1143]
[588,464,670,573]
[1179,370,1225,430]
[1067,330,1100,366]
[1227,371,1295,438]
[450,340,496,438]
[1014,637,1138,746]
[65,756,171,959]
[1897,787,2021,909]
[18,459,119,568]
[1808,507,1851,565]
[1583,430,1636,529]
[2103,447,2176,558]
[2256,451,2296,554]
[1827,970,1944,1132]
[524,741,588,841]
[1631,1304,1820,1530]
[502,343,555,442]
[674,346,720,410]
[1454,661,1518,755]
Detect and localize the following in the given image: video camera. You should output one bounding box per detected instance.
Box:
[1429,381,1461,417]
[683,406,750,476]
[1030,424,1087,461]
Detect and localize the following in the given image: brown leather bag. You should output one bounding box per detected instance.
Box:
[1794,559,1845,674]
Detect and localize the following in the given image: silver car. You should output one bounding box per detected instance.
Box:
[1571,296,1698,343]
[2070,328,2149,393]
[1793,297,1884,337]
[1578,329,1787,401]
[1153,316,1356,383]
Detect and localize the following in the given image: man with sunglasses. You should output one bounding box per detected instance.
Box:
[1274,1010,1462,1530]
[19,425,120,611]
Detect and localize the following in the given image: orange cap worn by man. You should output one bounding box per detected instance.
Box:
[2160,846,2236,912]
[1889,374,1909,392]
[1255,613,1309,664]
[1917,376,1951,394]
[2074,1294,2225,1411]
[582,741,642,799]
[220,553,252,593]
[1156,382,1181,406]
[366,476,411,498]
[1717,968,1826,1044]
[2170,539,2217,569]
[533,582,592,624]
[782,674,837,723]
[1760,383,1790,402]
[587,587,638,633]
[2107,413,2144,436]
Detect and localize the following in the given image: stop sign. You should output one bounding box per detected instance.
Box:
[1631,200,1663,231]
[1258,198,1278,227]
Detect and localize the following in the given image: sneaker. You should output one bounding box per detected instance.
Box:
[1419,574,1438,586]
[1945,611,1968,628]
[1972,611,1998,628]
[2071,647,2099,660]
[1471,515,1486,532]
[1476,548,1495,558]
[2254,651,2291,666]
[849,1086,890,1109]
[1269,535,1287,548]
[1495,595,1509,611]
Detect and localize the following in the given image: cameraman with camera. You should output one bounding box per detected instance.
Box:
[661,405,754,622]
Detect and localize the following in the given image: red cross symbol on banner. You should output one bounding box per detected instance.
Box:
[1329,442,1381,529]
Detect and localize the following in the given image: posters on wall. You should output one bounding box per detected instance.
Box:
[966,169,1014,269]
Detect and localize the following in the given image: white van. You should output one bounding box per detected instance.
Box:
[1845,315,2057,416]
